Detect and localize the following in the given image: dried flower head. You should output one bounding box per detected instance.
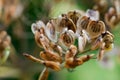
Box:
[24,8,116,80]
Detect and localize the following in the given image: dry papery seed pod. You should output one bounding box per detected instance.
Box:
[59,28,75,48]
[31,20,46,35]
[77,16,91,32]
[77,15,106,40]
[86,20,106,39]
[56,15,77,33]
[66,10,84,25]
[102,31,114,50]
[77,9,99,33]
[45,19,58,42]
[31,21,52,50]
[78,30,89,53]
[87,21,106,39]
[35,33,51,50]
[91,31,114,60]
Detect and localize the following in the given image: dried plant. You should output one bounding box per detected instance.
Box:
[23,0,120,80]
[23,8,116,80]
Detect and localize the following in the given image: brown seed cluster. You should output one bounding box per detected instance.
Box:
[23,8,116,80]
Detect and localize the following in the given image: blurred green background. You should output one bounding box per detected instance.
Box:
[0,0,120,80]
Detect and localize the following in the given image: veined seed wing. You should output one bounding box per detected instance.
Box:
[67,10,82,25]
[46,20,58,42]
[31,20,46,34]
[87,20,106,39]
[77,16,91,34]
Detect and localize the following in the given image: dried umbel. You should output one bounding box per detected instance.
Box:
[24,9,116,80]
[0,31,11,64]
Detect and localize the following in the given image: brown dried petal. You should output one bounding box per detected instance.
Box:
[87,20,105,39]
[46,20,58,42]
